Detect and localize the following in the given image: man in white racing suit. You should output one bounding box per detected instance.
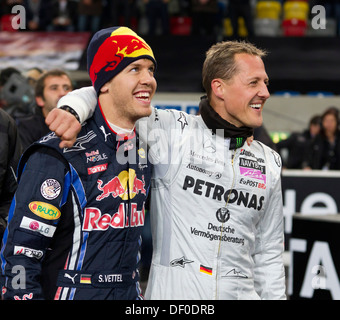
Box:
[47,40,286,300]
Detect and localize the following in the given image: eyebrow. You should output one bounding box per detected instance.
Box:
[249,76,269,84]
[47,83,71,89]
[129,60,155,68]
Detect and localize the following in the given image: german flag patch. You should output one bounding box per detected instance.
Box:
[200,265,212,275]
[80,274,92,284]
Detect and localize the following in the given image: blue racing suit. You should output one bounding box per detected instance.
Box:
[0,105,151,300]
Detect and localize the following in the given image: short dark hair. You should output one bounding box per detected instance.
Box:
[35,69,72,98]
[202,41,267,99]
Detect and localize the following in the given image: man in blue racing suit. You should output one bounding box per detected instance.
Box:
[0,26,157,300]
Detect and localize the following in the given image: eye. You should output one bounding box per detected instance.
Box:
[146,64,155,74]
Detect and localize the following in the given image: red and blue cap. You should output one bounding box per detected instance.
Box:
[87,26,156,94]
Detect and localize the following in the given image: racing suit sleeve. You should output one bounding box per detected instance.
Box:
[1,148,70,300]
[253,153,286,300]
[57,86,97,123]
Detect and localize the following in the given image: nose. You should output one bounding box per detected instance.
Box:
[59,87,70,97]
[259,82,270,100]
[140,69,154,86]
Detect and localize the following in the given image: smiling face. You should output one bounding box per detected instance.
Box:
[212,53,270,128]
[99,58,157,129]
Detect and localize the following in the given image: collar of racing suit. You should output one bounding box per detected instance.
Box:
[199,96,254,150]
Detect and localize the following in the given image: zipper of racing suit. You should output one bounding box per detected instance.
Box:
[215,148,237,299]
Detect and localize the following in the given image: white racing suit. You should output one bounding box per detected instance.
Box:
[57,87,286,300]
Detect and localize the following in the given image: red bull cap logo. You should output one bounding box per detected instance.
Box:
[88,26,156,93]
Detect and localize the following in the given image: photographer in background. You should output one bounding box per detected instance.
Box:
[0,67,35,118]
[0,67,20,109]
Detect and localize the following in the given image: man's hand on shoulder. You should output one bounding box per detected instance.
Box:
[45,108,81,149]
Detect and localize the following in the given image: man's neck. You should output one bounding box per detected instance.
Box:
[98,94,135,131]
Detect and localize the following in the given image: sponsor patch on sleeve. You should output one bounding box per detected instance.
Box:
[20,216,56,238]
[14,245,43,259]
[28,201,61,220]
[40,179,61,200]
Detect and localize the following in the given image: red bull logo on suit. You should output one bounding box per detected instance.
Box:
[96,169,146,201]
[83,203,145,231]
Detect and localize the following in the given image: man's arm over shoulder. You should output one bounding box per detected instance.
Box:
[56,86,97,123]
[45,87,97,148]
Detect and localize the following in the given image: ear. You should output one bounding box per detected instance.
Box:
[100,83,109,93]
[211,79,225,100]
[35,96,44,108]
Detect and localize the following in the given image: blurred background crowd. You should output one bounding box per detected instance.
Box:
[0,0,339,38]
